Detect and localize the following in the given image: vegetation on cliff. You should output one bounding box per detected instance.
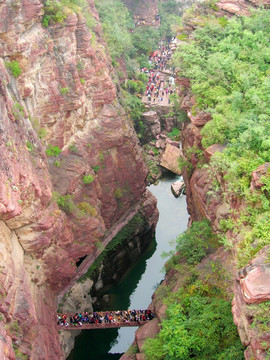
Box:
[142,7,270,360]
[174,8,270,267]
[143,220,244,360]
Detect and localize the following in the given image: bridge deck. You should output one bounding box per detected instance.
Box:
[57,320,149,330]
[57,310,154,330]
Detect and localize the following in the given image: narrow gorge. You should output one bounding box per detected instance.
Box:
[0,1,269,360]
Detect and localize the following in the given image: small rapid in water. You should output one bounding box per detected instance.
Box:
[68,174,189,359]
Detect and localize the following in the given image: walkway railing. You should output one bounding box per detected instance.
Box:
[57,309,154,330]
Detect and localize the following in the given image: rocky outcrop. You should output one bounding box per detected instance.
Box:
[0,1,157,359]
[122,0,159,25]
[142,110,161,138]
[250,163,270,191]
[160,143,182,175]
[232,246,270,360]
[171,180,185,197]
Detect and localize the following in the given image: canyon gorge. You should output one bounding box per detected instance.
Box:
[0,0,269,360]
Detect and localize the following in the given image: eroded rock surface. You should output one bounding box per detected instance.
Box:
[232,246,270,360]
[0,1,156,358]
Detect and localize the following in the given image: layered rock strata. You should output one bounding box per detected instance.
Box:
[0,1,157,359]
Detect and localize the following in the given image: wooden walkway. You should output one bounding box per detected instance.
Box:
[57,310,154,330]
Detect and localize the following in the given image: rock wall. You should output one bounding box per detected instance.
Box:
[0,1,157,359]
[121,0,159,24]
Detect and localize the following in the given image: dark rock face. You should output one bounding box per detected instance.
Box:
[122,0,159,24]
[91,191,159,303]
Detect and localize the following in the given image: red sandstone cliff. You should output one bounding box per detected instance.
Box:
[0,1,158,359]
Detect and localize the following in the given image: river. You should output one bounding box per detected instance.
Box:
[67,174,189,359]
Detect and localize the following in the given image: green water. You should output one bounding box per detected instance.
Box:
[68,175,188,359]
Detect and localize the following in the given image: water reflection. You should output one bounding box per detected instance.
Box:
[68,237,156,360]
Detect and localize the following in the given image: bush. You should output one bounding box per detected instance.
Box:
[46,144,61,157]
[143,296,244,360]
[175,219,219,264]
[42,0,66,27]
[167,127,180,140]
[6,60,21,78]
[174,9,270,265]
[114,187,123,199]
[60,87,69,95]
[26,142,34,152]
[92,165,100,173]
[55,194,74,213]
[77,201,97,216]
[82,174,94,184]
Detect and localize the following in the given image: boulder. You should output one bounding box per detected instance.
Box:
[143,111,161,137]
[155,139,166,149]
[250,163,270,191]
[171,180,185,198]
[160,144,182,175]
[166,139,180,148]
[187,110,212,127]
[135,318,160,352]
[232,246,270,359]
[204,144,227,162]
[240,265,270,304]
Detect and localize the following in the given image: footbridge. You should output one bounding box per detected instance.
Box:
[57,309,154,330]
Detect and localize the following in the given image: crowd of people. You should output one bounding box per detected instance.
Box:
[142,40,176,105]
[57,309,154,327]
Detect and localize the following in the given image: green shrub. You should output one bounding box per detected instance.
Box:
[82,174,94,184]
[38,127,47,139]
[175,219,220,265]
[92,165,100,173]
[125,79,144,94]
[60,87,69,95]
[53,160,61,167]
[12,102,25,120]
[76,61,84,71]
[143,297,244,360]
[174,9,270,265]
[167,127,181,140]
[246,301,270,335]
[56,194,74,213]
[77,201,97,216]
[6,60,21,78]
[177,33,188,41]
[26,142,34,152]
[46,144,61,157]
[80,78,85,84]
[6,320,21,337]
[14,349,28,360]
[42,0,66,27]
[114,187,123,199]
